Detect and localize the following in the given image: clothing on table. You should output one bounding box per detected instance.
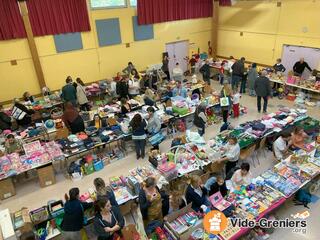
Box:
[109,81,118,98]
[80,103,90,112]
[200,63,211,85]
[273,63,286,73]
[147,113,161,134]
[273,136,287,161]
[61,200,93,232]
[247,68,258,96]
[185,185,209,212]
[231,169,252,187]
[5,139,22,154]
[254,76,271,97]
[76,85,88,106]
[172,87,188,98]
[293,61,312,75]
[93,206,125,240]
[257,96,268,113]
[205,177,228,197]
[128,79,140,96]
[116,81,129,100]
[0,112,12,130]
[11,102,35,127]
[61,84,77,106]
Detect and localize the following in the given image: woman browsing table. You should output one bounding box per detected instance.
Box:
[93,197,125,240]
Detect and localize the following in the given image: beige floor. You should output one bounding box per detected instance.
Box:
[1,80,319,240]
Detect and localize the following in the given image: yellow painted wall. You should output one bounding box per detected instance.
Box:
[217,0,320,65]
[0,2,212,102]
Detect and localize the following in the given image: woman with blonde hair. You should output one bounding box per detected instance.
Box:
[220,83,232,123]
[93,178,118,207]
[185,175,210,212]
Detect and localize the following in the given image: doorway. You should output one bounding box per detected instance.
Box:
[165,40,189,76]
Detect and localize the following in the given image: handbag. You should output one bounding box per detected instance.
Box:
[220,90,230,107]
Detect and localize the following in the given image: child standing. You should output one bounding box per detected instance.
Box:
[232,90,241,118]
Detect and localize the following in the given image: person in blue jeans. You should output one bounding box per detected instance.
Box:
[130,113,147,160]
[231,57,245,90]
[204,175,228,197]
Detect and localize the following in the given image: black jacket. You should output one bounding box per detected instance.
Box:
[0,112,11,130]
[231,60,245,76]
[273,63,286,73]
[139,187,169,220]
[13,102,35,127]
[185,185,208,212]
[209,182,228,198]
[61,200,93,232]
[293,61,312,74]
[254,76,271,97]
[116,82,129,99]
[200,64,211,78]
[93,206,125,240]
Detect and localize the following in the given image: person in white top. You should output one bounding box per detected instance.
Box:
[232,89,241,118]
[128,69,141,98]
[218,137,241,176]
[231,162,252,187]
[273,133,292,161]
[172,63,184,82]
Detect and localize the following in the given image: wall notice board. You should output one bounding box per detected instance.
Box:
[281,45,320,79]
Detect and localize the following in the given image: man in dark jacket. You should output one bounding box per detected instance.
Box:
[200,60,211,85]
[231,57,245,90]
[293,58,312,76]
[61,76,77,106]
[254,70,271,113]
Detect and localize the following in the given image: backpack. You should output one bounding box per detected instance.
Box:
[294,189,311,208]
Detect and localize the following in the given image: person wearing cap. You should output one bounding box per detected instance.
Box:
[254,70,271,113]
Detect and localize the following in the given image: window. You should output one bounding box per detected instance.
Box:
[90,0,126,9]
[130,0,137,7]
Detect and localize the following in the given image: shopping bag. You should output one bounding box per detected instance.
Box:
[220,90,230,107]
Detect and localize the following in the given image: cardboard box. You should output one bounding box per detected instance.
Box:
[37,164,56,188]
[0,178,16,200]
[12,208,32,235]
[164,204,203,240]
